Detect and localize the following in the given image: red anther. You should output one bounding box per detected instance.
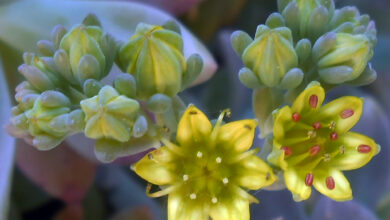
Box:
[309,95,318,108]
[326,176,335,190]
[358,144,372,153]
[305,173,314,186]
[330,132,338,140]
[312,122,322,130]
[281,146,292,156]
[341,109,354,119]
[309,145,321,156]
[292,112,301,122]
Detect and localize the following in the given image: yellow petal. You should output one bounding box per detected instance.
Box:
[177,105,212,146]
[273,106,294,140]
[313,168,352,202]
[210,197,250,220]
[133,147,177,185]
[291,82,325,115]
[318,96,363,134]
[218,119,257,152]
[284,168,312,201]
[237,155,276,190]
[168,192,209,220]
[330,132,379,170]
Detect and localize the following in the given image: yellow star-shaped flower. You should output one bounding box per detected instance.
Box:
[268,81,380,201]
[133,105,276,220]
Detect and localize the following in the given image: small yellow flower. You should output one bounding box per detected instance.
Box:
[133,105,276,220]
[268,81,380,201]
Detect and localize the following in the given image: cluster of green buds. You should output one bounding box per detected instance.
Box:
[10,86,84,150]
[8,14,116,150]
[231,0,377,138]
[232,0,376,91]
[7,14,204,162]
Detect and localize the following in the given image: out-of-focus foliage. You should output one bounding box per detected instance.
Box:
[0,52,15,220]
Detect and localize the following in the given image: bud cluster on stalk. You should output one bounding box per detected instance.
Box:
[231,0,378,139]
[231,0,377,91]
[7,14,199,161]
[9,14,116,150]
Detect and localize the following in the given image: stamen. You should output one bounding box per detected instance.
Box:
[211,197,218,204]
[326,176,335,190]
[340,145,345,154]
[183,174,189,181]
[189,110,198,115]
[222,177,229,184]
[309,95,318,108]
[313,122,322,130]
[309,145,321,156]
[161,138,185,156]
[308,130,317,138]
[146,184,177,198]
[329,121,336,130]
[341,109,354,119]
[358,145,372,153]
[244,124,252,130]
[216,157,222,163]
[210,108,231,142]
[162,126,170,132]
[197,151,203,158]
[281,146,292,156]
[323,153,331,162]
[305,173,313,186]
[330,132,338,140]
[292,112,301,122]
[266,172,271,181]
[190,193,197,199]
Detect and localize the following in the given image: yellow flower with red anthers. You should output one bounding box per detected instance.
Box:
[268,81,380,201]
[133,105,276,220]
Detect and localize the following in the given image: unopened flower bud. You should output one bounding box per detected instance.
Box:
[279,0,335,40]
[329,6,377,47]
[280,68,304,90]
[114,74,137,98]
[18,63,57,92]
[295,39,312,63]
[146,93,172,113]
[236,25,298,87]
[80,86,140,142]
[133,116,148,138]
[118,22,203,99]
[314,33,373,84]
[83,79,103,98]
[60,21,116,84]
[12,91,74,150]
